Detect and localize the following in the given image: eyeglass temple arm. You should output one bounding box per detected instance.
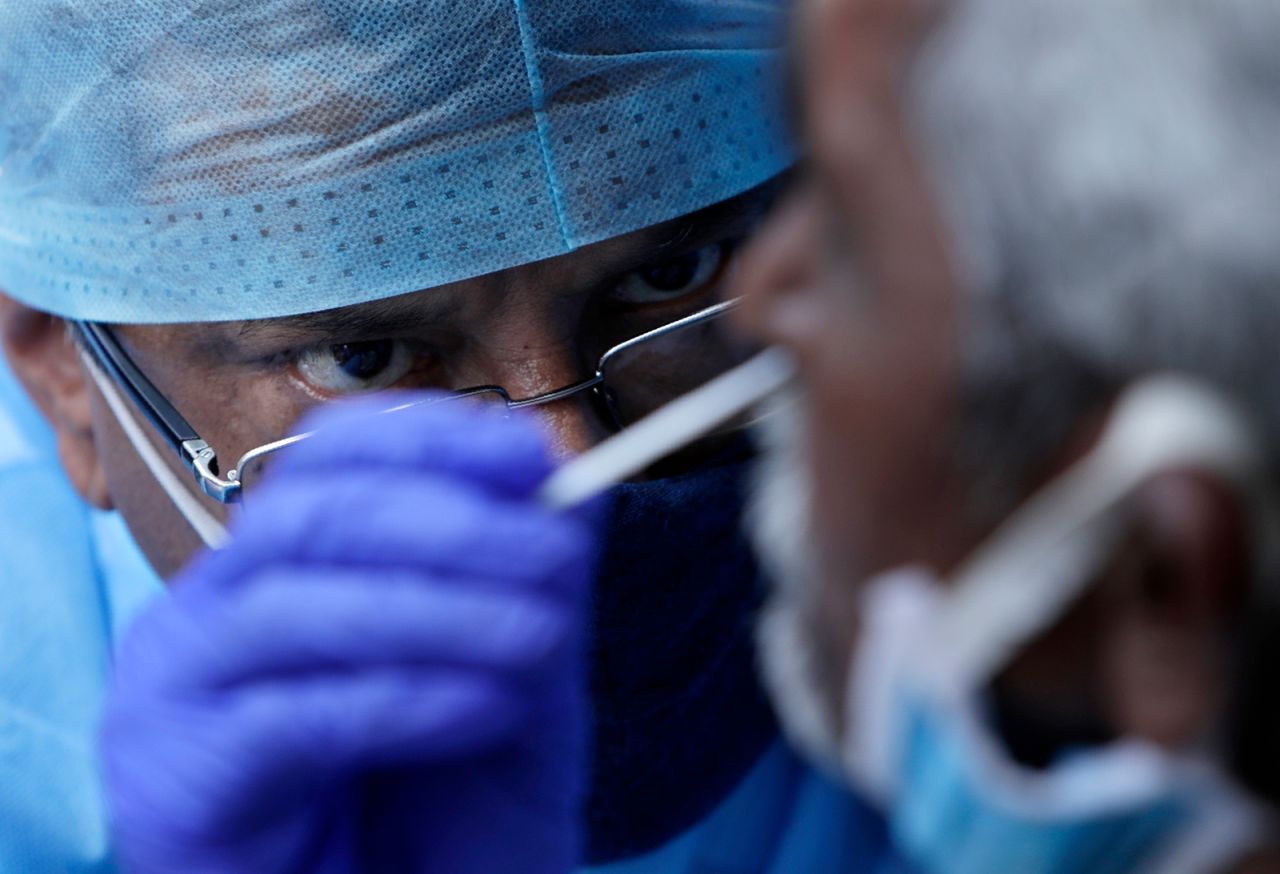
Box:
[504,298,744,411]
[72,321,240,501]
[599,298,741,367]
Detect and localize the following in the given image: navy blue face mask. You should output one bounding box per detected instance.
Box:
[583,452,779,863]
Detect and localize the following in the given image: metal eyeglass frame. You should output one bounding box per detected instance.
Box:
[72,297,741,505]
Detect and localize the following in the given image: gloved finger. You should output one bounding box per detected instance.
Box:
[206,474,595,590]
[271,393,555,497]
[159,571,581,688]
[102,667,531,807]
[222,666,531,772]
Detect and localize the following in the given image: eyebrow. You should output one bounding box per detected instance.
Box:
[233,292,465,345]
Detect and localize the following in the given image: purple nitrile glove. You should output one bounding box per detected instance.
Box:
[100,396,600,874]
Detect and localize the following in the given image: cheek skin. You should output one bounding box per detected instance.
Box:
[98,326,313,581]
[84,372,212,580]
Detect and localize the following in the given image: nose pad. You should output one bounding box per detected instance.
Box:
[532,389,615,459]
[479,327,614,456]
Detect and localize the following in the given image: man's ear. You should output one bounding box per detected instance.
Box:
[1100,468,1251,749]
[0,294,112,508]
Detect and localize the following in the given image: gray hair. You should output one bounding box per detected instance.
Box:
[908,0,1280,541]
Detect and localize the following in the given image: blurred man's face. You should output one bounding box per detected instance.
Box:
[733,0,1268,780]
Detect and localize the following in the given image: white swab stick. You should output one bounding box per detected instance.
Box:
[539,347,796,509]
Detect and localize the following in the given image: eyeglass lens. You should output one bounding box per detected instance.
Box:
[598,310,759,429]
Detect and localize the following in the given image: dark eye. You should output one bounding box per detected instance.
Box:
[295,339,415,394]
[613,243,724,305]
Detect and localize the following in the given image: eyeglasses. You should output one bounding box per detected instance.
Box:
[73,296,756,504]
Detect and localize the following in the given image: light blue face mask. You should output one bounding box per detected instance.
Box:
[846,573,1268,874]
[0,0,791,324]
[759,376,1278,874]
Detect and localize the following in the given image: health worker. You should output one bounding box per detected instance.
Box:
[737,0,1280,871]
[0,1,886,871]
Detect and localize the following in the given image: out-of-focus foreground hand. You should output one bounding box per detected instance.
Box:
[100,398,598,874]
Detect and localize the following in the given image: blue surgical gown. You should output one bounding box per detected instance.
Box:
[0,356,903,874]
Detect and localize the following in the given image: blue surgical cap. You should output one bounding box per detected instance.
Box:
[0,0,791,324]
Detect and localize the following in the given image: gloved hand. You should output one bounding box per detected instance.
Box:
[100,396,599,874]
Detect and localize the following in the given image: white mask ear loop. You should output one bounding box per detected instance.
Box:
[935,374,1268,692]
[79,349,229,550]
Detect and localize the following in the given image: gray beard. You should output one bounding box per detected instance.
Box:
[746,397,847,773]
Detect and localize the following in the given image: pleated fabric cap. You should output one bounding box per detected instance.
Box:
[0,0,792,323]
